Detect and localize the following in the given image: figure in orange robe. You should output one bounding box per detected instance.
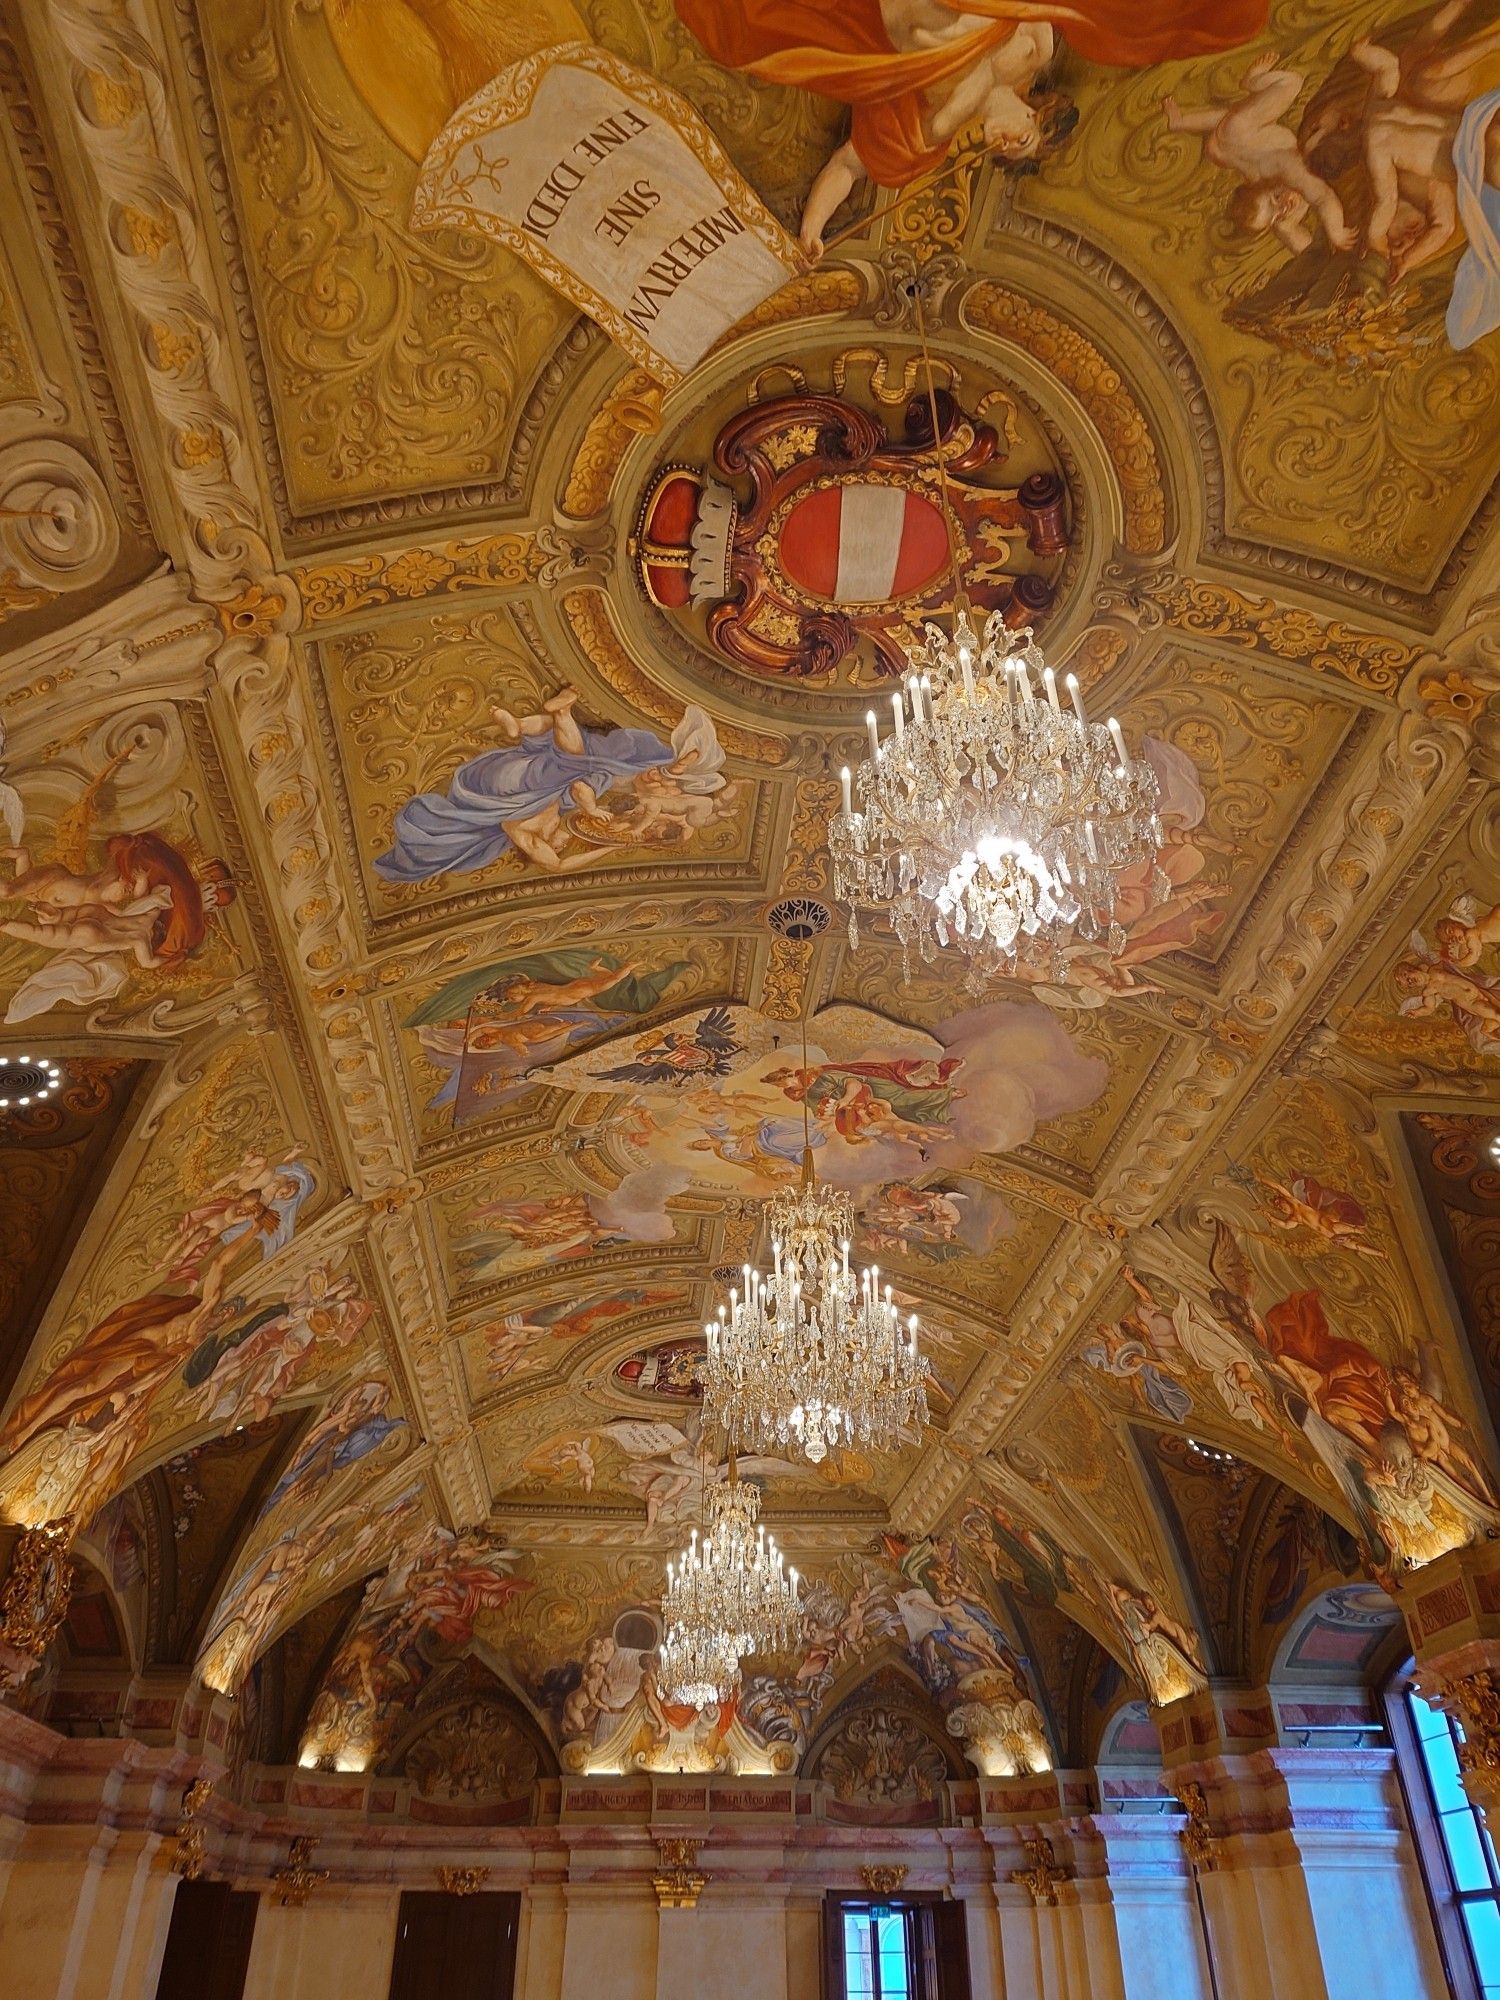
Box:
[1259,1290,1394,1460]
[677,0,1270,250]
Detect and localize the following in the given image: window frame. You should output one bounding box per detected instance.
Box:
[838,1903,919,2000]
[1387,1671,1493,2000]
[822,1893,969,2000]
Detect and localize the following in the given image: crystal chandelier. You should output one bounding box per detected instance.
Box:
[702,1135,930,1466]
[659,1476,799,1708]
[829,613,1163,977]
[827,283,1162,980]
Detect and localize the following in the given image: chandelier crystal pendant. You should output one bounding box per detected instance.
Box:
[829,614,1164,978]
[702,1146,930,1467]
[659,1476,799,1709]
[826,279,1164,981]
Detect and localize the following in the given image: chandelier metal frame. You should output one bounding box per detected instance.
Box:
[827,283,1164,981]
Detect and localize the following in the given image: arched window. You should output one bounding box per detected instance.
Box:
[1389,1665,1500,1999]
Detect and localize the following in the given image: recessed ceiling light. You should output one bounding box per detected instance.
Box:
[0,1055,63,1111]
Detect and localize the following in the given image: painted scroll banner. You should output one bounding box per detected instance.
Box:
[411,42,806,387]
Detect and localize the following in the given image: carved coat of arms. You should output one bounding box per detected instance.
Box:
[632,385,1070,680]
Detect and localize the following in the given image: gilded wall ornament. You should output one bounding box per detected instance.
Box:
[1010,1835,1068,1907]
[859,1865,910,1897]
[437,1866,491,1898]
[1177,1782,1216,1872]
[171,1778,214,1881]
[272,1835,328,1907]
[0,1518,73,1681]
[653,1837,709,1909]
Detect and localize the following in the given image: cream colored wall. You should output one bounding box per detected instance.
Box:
[0,1829,176,2000]
[241,1889,401,2000]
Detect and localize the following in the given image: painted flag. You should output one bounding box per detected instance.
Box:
[411,42,806,387]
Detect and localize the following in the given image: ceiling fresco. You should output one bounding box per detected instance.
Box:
[0,0,1498,1801]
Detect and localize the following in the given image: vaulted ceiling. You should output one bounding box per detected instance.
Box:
[1,0,1497,1792]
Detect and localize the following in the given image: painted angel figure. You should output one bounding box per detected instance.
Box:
[170,1150,316,1277]
[1243,1168,1385,1261]
[1,827,235,1024]
[184,1264,372,1430]
[1205,1217,1500,1567]
[1079,1314,1193,1424]
[374,689,735,883]
[1162,51,1358,253]
[259,1378,405,1518]
[676,0,1267,257]
[1393,892,1500,1057]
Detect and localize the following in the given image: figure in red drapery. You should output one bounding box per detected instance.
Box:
[676,0,1270,250]
[1259,1290,1394,1459]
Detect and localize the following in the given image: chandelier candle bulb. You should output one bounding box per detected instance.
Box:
[959,643,976,702]
[866,710,880,760]
[840,766,852,816]
[1042,664,1062,715]
[1066,671,1086,725]
[1108,716,1129,767]
[891,690,904,742]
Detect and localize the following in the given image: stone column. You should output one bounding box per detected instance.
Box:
[1087,1813,1211,2000]
[0,1822,178,2000]
[1156,1685,1445,2000]
[1395,1538,1500,1822]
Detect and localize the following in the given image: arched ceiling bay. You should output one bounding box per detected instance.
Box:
[0,0,1497,1782]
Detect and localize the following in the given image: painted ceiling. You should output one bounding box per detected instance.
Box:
[0,0,1497,1795]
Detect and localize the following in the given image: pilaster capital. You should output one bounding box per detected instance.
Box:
[1391,1538,1500,1664]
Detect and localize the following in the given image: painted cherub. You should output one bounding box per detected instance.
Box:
[1163,51,1357,253]
[1394,895,1500,1056]
[1248,1170,1387,1262]
[1433,893,1500,968]
[1351,0,1500,282]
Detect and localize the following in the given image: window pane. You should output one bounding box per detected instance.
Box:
[843,1913,875,2000]
[1421,1733,1471,1816]
[1463,1897,1500,1982]
[1447,1811,1493,1893]
[876,1914,910,2000]
[1410,1693,1449,1742]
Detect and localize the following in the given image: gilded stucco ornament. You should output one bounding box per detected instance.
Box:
[652,1837,709,1910]
[0,1519,73,1685]
[272,1835,328,1908]
[1010,1835,1068,1906]
[0,442,118,624]
[1177,1782,1216,1872]
[170,1777,214,1881]
[1436,1672,1500,1822]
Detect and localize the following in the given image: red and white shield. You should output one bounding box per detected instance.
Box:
[777,481,951,606]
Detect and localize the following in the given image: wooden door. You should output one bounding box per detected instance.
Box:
[387,1890,521,2000]
[154,1880,259,2000]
